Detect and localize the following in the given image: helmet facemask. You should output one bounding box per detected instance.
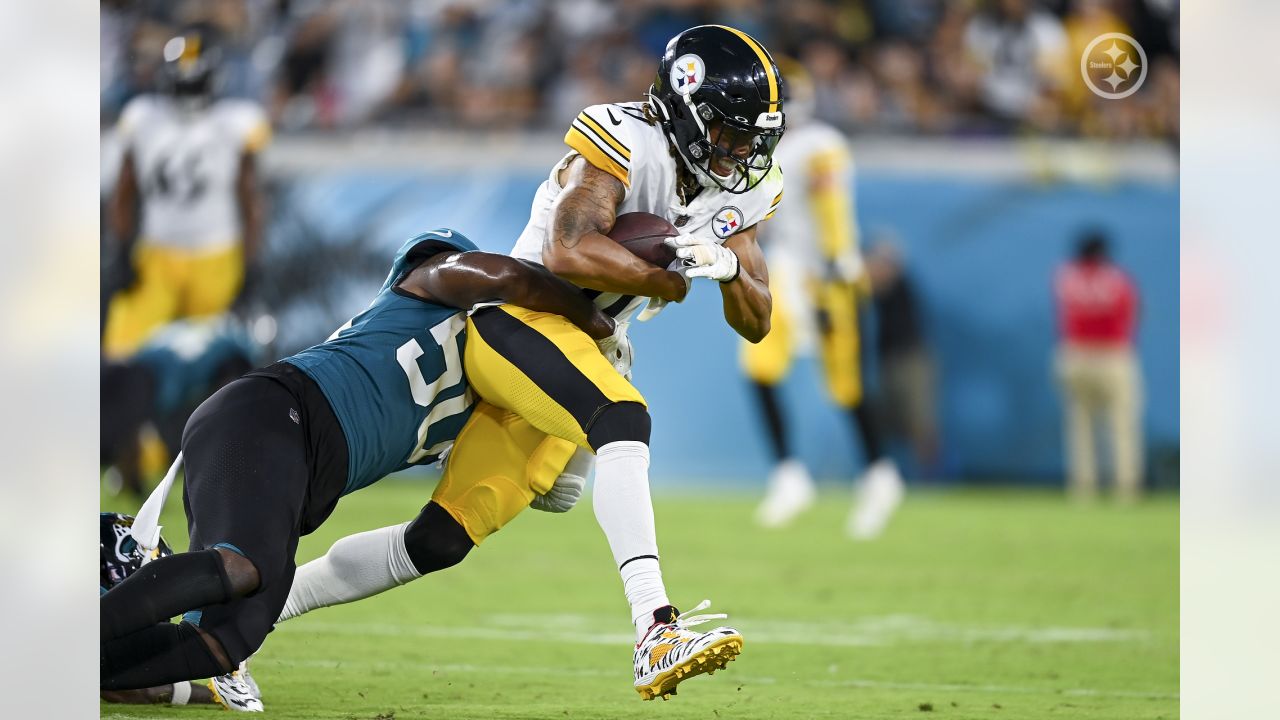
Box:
[652,90,783,194]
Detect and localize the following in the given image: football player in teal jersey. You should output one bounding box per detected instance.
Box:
[100,228,615,698]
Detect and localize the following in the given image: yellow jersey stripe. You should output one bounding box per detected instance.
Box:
[715,25,778,113]
[571,117,629,167]
[577,112,631,161]
[565,127,630,187]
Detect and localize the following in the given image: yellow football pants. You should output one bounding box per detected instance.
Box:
[463,305,646,450]
[431,400,578,545]
[103,243,244,357]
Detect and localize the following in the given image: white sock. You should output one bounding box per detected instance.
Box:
[592,440,671,641]
[277,522,421,623]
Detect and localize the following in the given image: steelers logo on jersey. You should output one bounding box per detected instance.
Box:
[712,206,744,239]
[671,54,705,96]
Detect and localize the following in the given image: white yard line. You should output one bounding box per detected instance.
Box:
[268,656,1179,701]
[278,613,1151,649]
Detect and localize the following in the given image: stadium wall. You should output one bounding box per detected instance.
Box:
[250,136,1178,486]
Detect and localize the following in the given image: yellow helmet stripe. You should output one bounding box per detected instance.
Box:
[713,25,778,113]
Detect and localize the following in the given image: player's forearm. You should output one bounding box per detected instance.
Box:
[238,195,263,264]
[720,272,771,343]
[544,233,687,301]
[501,259,617,340]
[236,154,264,263]
[109,156,138,245]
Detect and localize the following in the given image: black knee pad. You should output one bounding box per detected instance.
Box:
[403,502,475,575]
[587,401,651,450]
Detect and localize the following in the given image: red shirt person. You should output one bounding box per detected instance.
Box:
[1053,232,1144,502]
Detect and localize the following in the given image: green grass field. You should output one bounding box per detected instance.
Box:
[101,481,1178,719]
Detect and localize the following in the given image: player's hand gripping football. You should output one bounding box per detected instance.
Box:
[665,231,740,283]
[637,260,693,322]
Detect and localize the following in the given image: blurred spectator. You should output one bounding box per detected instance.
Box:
[99,0,1180,140]
[1053,230,1144,502]
[865,237,939,476]
[963,0,1069,130]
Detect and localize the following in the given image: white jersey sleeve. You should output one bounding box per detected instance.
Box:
[116,95,158,152]
[217,99,272,154]
[563,103,642,199]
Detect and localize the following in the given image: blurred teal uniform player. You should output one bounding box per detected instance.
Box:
[101,227,616,700]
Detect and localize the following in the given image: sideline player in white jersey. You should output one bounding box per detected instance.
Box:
[747,60,904,539]
[104,25,269,357]
[228,25,787,705]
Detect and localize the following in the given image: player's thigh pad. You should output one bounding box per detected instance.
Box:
[181,376,309,592]
[817,282,863,408]
[180,243,244,317]
[464,305,644,449]
[740,276,794,384]
[433,400,577,544]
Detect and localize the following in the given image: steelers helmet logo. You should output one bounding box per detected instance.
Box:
[712,206,744,239]
[671,54,705,96]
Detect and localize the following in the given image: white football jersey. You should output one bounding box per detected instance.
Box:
[117,95,270,251]
[756,120,857,351]
[511,101,784,323]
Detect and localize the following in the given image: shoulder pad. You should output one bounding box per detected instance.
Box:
[563,104,637,188]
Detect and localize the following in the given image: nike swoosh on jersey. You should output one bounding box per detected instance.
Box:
[606,108,622,126]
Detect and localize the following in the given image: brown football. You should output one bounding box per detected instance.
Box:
[606,212,679,268]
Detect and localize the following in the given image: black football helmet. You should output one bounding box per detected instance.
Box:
[100,512,173,594]
[648,25,786,194]
[157,24,223,108]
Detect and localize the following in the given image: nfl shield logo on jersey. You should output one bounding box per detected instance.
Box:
[713,206,744,239]
[671,54,705,95]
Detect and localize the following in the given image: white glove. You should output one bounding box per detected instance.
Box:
[596,320,633,379]
[676,243,741,282]
[636,260,692,322]
[827,251,866,284]
[663,228,713,249]
[531,447,593,513]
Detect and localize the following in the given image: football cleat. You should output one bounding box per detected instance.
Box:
[755,459,816,528]
[848,458,905,540]
[208,661,263,712]
[633,600,744,701]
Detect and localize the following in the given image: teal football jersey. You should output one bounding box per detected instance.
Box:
[286,229,479,495]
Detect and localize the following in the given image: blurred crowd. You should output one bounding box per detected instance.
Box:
[102,0,1178,141]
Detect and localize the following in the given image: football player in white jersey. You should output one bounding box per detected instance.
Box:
[745,60,905,539]
[104,25,269,358]
[229,25,787,705]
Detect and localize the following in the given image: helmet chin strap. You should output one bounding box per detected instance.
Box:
[647,90,749,193]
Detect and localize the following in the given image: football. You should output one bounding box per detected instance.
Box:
[607,212,679,268]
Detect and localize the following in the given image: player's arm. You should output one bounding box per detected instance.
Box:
[400,250,616,340]
[109,151,139,248]
[719,226,772,343]
[235,151,265,265]
[544,157,688,302]
[810,148,865,290]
